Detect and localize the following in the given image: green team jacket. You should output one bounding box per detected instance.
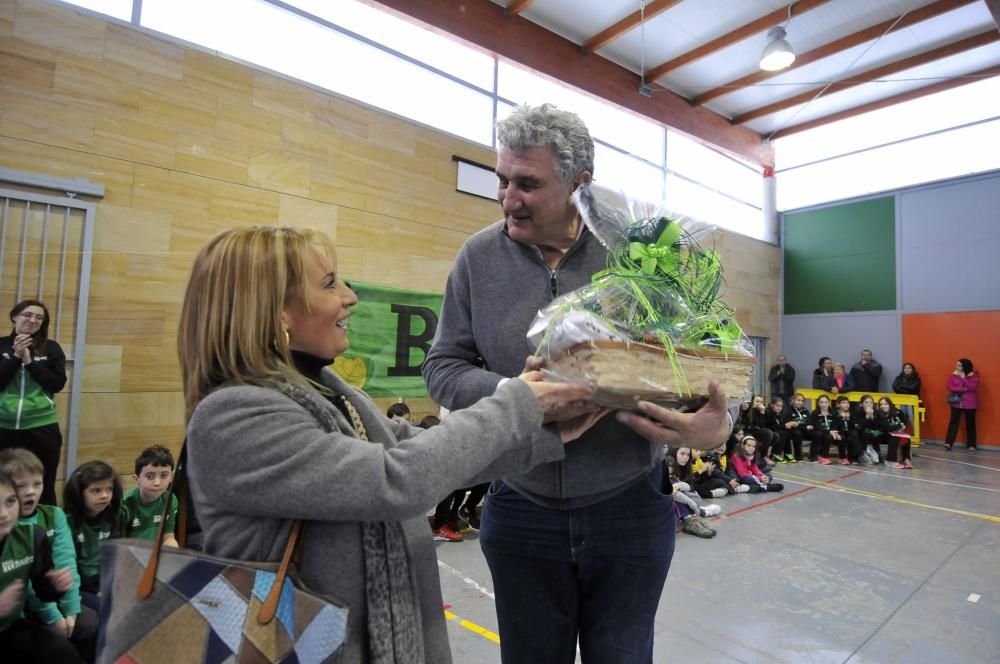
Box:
[20,504,81,622]
[67,509,122,593]
[0,335,67,430]
[0,522,63,633]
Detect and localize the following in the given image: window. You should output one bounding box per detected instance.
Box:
[777,118,1000,211]
[141,0,493,144]
[282,0,495,91]
[775,77,1000,171]
[593,144,664,206]
[666,174,766,241]
[666,130,760,207]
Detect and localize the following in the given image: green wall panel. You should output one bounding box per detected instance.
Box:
[783,196,896,314]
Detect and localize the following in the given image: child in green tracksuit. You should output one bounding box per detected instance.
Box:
[123,446,179,547]
[0,449,95,661]
[62,461,123,612]
[0,469,79,663]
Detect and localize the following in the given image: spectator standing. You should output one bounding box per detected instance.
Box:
[944,358,979,451]
[850,349,883,393]
[812,356,833,389]
[892,362,921,424]
[768,355,796,404]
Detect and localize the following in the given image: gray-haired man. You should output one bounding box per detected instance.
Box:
[424,103,729,662]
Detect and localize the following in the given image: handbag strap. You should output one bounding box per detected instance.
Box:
[137,439,301,627]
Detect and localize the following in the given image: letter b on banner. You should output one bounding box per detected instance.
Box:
[387,304,437,377]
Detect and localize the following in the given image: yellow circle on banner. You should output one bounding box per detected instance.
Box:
[332,355,368,388]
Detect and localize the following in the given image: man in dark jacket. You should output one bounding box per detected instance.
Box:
[768,355,796,403]
[850,349,883,392]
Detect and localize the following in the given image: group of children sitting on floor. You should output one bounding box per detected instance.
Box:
[663,427,785,539]
[0,445,177,664]
[663,391,912,540]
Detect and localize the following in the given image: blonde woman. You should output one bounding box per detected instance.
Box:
[178,226,603,663]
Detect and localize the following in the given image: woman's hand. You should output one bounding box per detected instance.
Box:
[12,334,33,364]
[615,380,730,449]
[0,581,24,617]
[519,370,596,423]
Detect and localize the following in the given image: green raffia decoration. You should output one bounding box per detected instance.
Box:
[588,216,747,396]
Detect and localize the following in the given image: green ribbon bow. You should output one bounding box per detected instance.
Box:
[627,222,684,275]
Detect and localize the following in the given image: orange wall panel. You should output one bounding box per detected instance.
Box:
[902,311,999,447]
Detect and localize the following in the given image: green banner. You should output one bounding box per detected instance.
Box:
[331,280,443,397]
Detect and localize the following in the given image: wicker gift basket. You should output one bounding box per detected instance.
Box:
[529,184,755,410]
[550,340,755,410]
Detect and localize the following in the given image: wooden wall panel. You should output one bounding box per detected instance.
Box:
[0,0,779,476]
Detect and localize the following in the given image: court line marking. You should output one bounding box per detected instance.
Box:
[917,453,1000,473]
[806,463,1000,493]
[774,470,1000,523]
[443,608,501,644]
[709,470,862,522]
[438,559,495,600]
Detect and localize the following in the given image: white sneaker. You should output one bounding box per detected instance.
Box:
[710,488,728,498]
[734,484,751,494]
[700,504,722,517]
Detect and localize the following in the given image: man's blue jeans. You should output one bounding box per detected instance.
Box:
[480,464,676,663]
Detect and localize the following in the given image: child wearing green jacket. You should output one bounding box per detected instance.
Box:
[0,468,79,663]
[0,448,97,661]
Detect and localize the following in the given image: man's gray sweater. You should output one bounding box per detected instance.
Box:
[423,221,662,509]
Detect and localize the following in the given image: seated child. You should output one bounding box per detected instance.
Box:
[690,448,731,498]
[741,395,778,465]
[766,397,790,462]
[857,395,884,464]
[0,449,97,661]
[665,449,718,538]
[729,437,784,493]
[833,396,861,465]
[807,395,836,464]
[703,439,750,495]
[62,461,123,612]
[879,397,912,470]
[781,393,809,462]
[0,469,80,664]
[123,446,179,547]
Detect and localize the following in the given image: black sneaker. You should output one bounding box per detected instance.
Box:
[458,507,480,532]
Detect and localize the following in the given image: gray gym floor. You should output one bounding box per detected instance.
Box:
[436,444,1000,663]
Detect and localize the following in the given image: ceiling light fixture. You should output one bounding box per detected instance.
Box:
[760,4,796,72]
[759,25,795,71]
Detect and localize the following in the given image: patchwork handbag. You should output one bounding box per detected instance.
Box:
[96,445,349,664]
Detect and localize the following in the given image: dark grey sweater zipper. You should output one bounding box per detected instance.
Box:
[549,270,558,297]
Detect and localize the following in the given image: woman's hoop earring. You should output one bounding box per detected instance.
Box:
[284,328,291,345]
